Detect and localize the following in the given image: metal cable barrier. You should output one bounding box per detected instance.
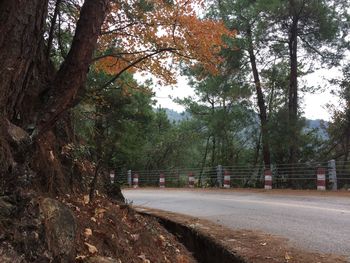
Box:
[111,160,350,190]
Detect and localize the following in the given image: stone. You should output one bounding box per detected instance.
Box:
[0,242,26,263]
[0,196,16,218]
[5,119,29,145]
[39,198,76,263]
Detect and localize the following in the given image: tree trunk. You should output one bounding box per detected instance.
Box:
[0,0,51,192]
[288,14,299,165]
[0,0,109,194]
[0,0,50,122]
[199,136,211,187]
[47,0,63,57]
[246,27,271,168]
[36,0,109,136]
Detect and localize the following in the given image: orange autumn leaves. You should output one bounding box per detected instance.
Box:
[94,0,235,84]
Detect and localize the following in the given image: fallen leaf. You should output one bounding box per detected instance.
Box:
[75,255,86,260]
[95,208,107,218]
[84,242,98,254]
[83,195,89,205]
[84,228,92,239]
[137,254,151,262]
[176,255,189,263]
[285,252,292,262]
[131,234,140,241]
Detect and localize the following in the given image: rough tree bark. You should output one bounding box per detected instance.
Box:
[0,0,109,194]
[36,0,109,136]
[288,12,299,165]
[0,0,50,123]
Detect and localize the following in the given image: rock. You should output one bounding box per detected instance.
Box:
[0,196,16,218]
[5,119,30,145]
[39,198,76,262]
[84,256,121,263]
[0,242,26,263]
[107,184,125,203]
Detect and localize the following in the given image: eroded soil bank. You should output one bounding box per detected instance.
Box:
[0,192,196,263]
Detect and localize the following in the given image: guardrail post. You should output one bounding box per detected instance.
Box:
[159,173,165,188]
[216,165,223,188]
[133,173,139,188]
[188,172,195,188]
[109,170,115,184]
[127,170,132,187]
[328,159,337,191]
[177,170,180,187]
[317,167,326,191]
[264,169,272,190]
[223,170,231,188]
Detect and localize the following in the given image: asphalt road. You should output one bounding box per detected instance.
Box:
[123,189,350,257]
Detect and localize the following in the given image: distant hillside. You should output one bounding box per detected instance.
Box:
[305,119,328,139]
[158,108,190,122]
[161,108,328,138]
[306,119,326,130]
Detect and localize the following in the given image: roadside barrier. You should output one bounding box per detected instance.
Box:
[109,171,115,184]
[223,170,230,188]
[133,173,139,188]
[159,173,165,188]
[188,173,195,188]
[115,160,349,190]
[264,169,272,190]
[317,167,326,191]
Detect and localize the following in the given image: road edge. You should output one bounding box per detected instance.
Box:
[134,206,349,263]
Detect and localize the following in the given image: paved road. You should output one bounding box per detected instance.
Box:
[123,189,350,257]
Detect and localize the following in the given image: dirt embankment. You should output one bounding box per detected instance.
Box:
[0,192,196,263]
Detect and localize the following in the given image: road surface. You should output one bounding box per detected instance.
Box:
[123,189,350,257]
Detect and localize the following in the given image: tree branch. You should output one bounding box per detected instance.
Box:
[99,47,177,90]
[34,0,110,138]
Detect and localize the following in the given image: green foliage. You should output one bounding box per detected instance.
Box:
[70,0,349,174]
[326,64,350,161]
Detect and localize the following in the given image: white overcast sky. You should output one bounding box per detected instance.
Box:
[136,68,342,121]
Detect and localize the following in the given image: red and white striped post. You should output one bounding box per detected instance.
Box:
[264,169,272,190]
[223,170,231,188]
[188,173,195,188]
[317,167,326,191]
[159,173,165,188]
[109,170,115,184]
[133,173,139,188]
